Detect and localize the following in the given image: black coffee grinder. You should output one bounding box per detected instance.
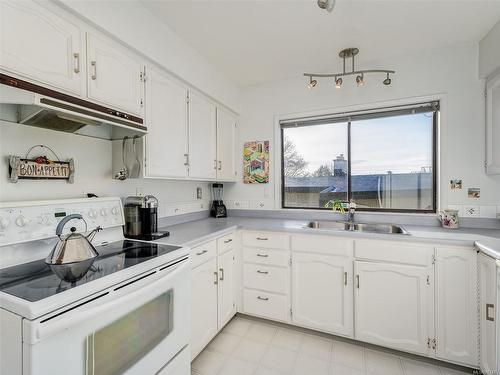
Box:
[210,183,227,218]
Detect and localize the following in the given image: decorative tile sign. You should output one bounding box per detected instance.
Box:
[8,145,74,183]
[243,141,269,184]
[467,187,480,199]
[450,179,462,190]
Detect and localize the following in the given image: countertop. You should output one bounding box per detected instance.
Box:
[156,217,500,261]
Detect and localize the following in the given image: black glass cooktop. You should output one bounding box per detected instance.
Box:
[0,240,181,302]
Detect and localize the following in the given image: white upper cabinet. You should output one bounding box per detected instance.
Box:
[435,247,478,367]
[486,72,500,174]
[87,33,145,116]
[145,66,188,178]
[354,260,431,356]
[0,1,85,96]
[292,252,353,337]
[216,108,236,181]
[188,91,217,180]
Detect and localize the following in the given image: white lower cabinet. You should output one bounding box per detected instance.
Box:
[190,237,236,360]
[190,257,218,360]
[291,252,353,337]
[217,248,236,329]
[354,260,432,355]
[435,246,478,367]
[479,253,498,374]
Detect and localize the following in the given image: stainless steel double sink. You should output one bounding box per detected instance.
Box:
[305,220,409,235]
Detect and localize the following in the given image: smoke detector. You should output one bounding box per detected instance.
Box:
[317,0,335,12]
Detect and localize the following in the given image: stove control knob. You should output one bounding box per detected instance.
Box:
[88,209,98,219]
[0,217,10,229]
[111,206,120,216]
[100,208,108,217]
[15,215,29,227]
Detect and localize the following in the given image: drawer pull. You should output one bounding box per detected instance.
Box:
[91,61,97,80]
[344,272,348,286]
[257,296,269,301]
[224,239,233,244]
[196,250,208,256]
[73,53,80,73]
[256,253,269,257]
[257,270,269,274]
[356,275,360,289]
[256,237,268,241]
[486,303,495,322]
[219,268,224,281]
[214,272,218,285]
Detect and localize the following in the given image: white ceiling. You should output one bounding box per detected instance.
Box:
[141,0,500,87]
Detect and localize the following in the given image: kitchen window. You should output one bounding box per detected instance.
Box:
[280,102,438,213]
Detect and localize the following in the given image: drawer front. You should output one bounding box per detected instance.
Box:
[291,234,353,256]
[354,239,432,266]
[242,231,289,250]
[243,247,290,267]
[217,233,235,255]
[243,264,289,294]
[243,289,289,322]
[190,240,217,269]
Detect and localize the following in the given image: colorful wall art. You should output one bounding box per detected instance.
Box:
[243,141,270,184]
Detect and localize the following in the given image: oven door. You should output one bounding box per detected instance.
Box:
[22,257,190,375]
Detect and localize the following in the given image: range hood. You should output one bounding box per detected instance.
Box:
[0,76,147,140]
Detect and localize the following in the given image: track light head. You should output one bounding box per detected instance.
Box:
[307,77,318,90]
[317,0,335,12]
[383,73,392,85]
[356,74,364,87]
[335,77,343,88]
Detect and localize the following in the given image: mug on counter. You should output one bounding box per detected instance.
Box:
[438,209,459,229]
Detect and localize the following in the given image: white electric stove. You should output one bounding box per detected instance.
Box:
[0,197,191,375]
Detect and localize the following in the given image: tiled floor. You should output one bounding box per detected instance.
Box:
[191,315,473,375]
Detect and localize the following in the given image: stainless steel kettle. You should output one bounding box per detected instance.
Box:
[45,214,101,282]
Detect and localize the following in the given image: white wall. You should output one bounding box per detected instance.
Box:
[226,44,500,214]
[58,0,241,113]
[0,122,211,217]
[479,19,500,79]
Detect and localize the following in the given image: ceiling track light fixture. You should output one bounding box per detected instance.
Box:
[317,0,335,12]
[307,76,318,90]
[304,48,395,89]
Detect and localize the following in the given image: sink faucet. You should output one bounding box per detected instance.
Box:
[346,200,356,229]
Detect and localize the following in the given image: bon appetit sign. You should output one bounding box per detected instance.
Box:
[9,155,74,183]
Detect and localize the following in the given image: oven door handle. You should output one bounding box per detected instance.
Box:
[34,258,189,343]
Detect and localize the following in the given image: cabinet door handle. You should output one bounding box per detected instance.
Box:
[223,239,233,244]
[257,270,269,274]
[256,253,269,258]
[184,153,189,166]
[256,237,268,241]
[257,296,269,301]
[219,268,224,281]
[356,275,360,289]
[218,161,222,170]
[213,159,217,170]
[344,272,348,286]
[486,303,495,322]
[73,53,80,73]
[213,271,218,285]
[195,250,207,256]
[91,61,97,80]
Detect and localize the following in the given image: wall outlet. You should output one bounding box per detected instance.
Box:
[136,187,144,196]
[196,187,203,200]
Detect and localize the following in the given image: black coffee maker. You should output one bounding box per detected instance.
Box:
[210,183,227,218]
[123,195,169,241]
